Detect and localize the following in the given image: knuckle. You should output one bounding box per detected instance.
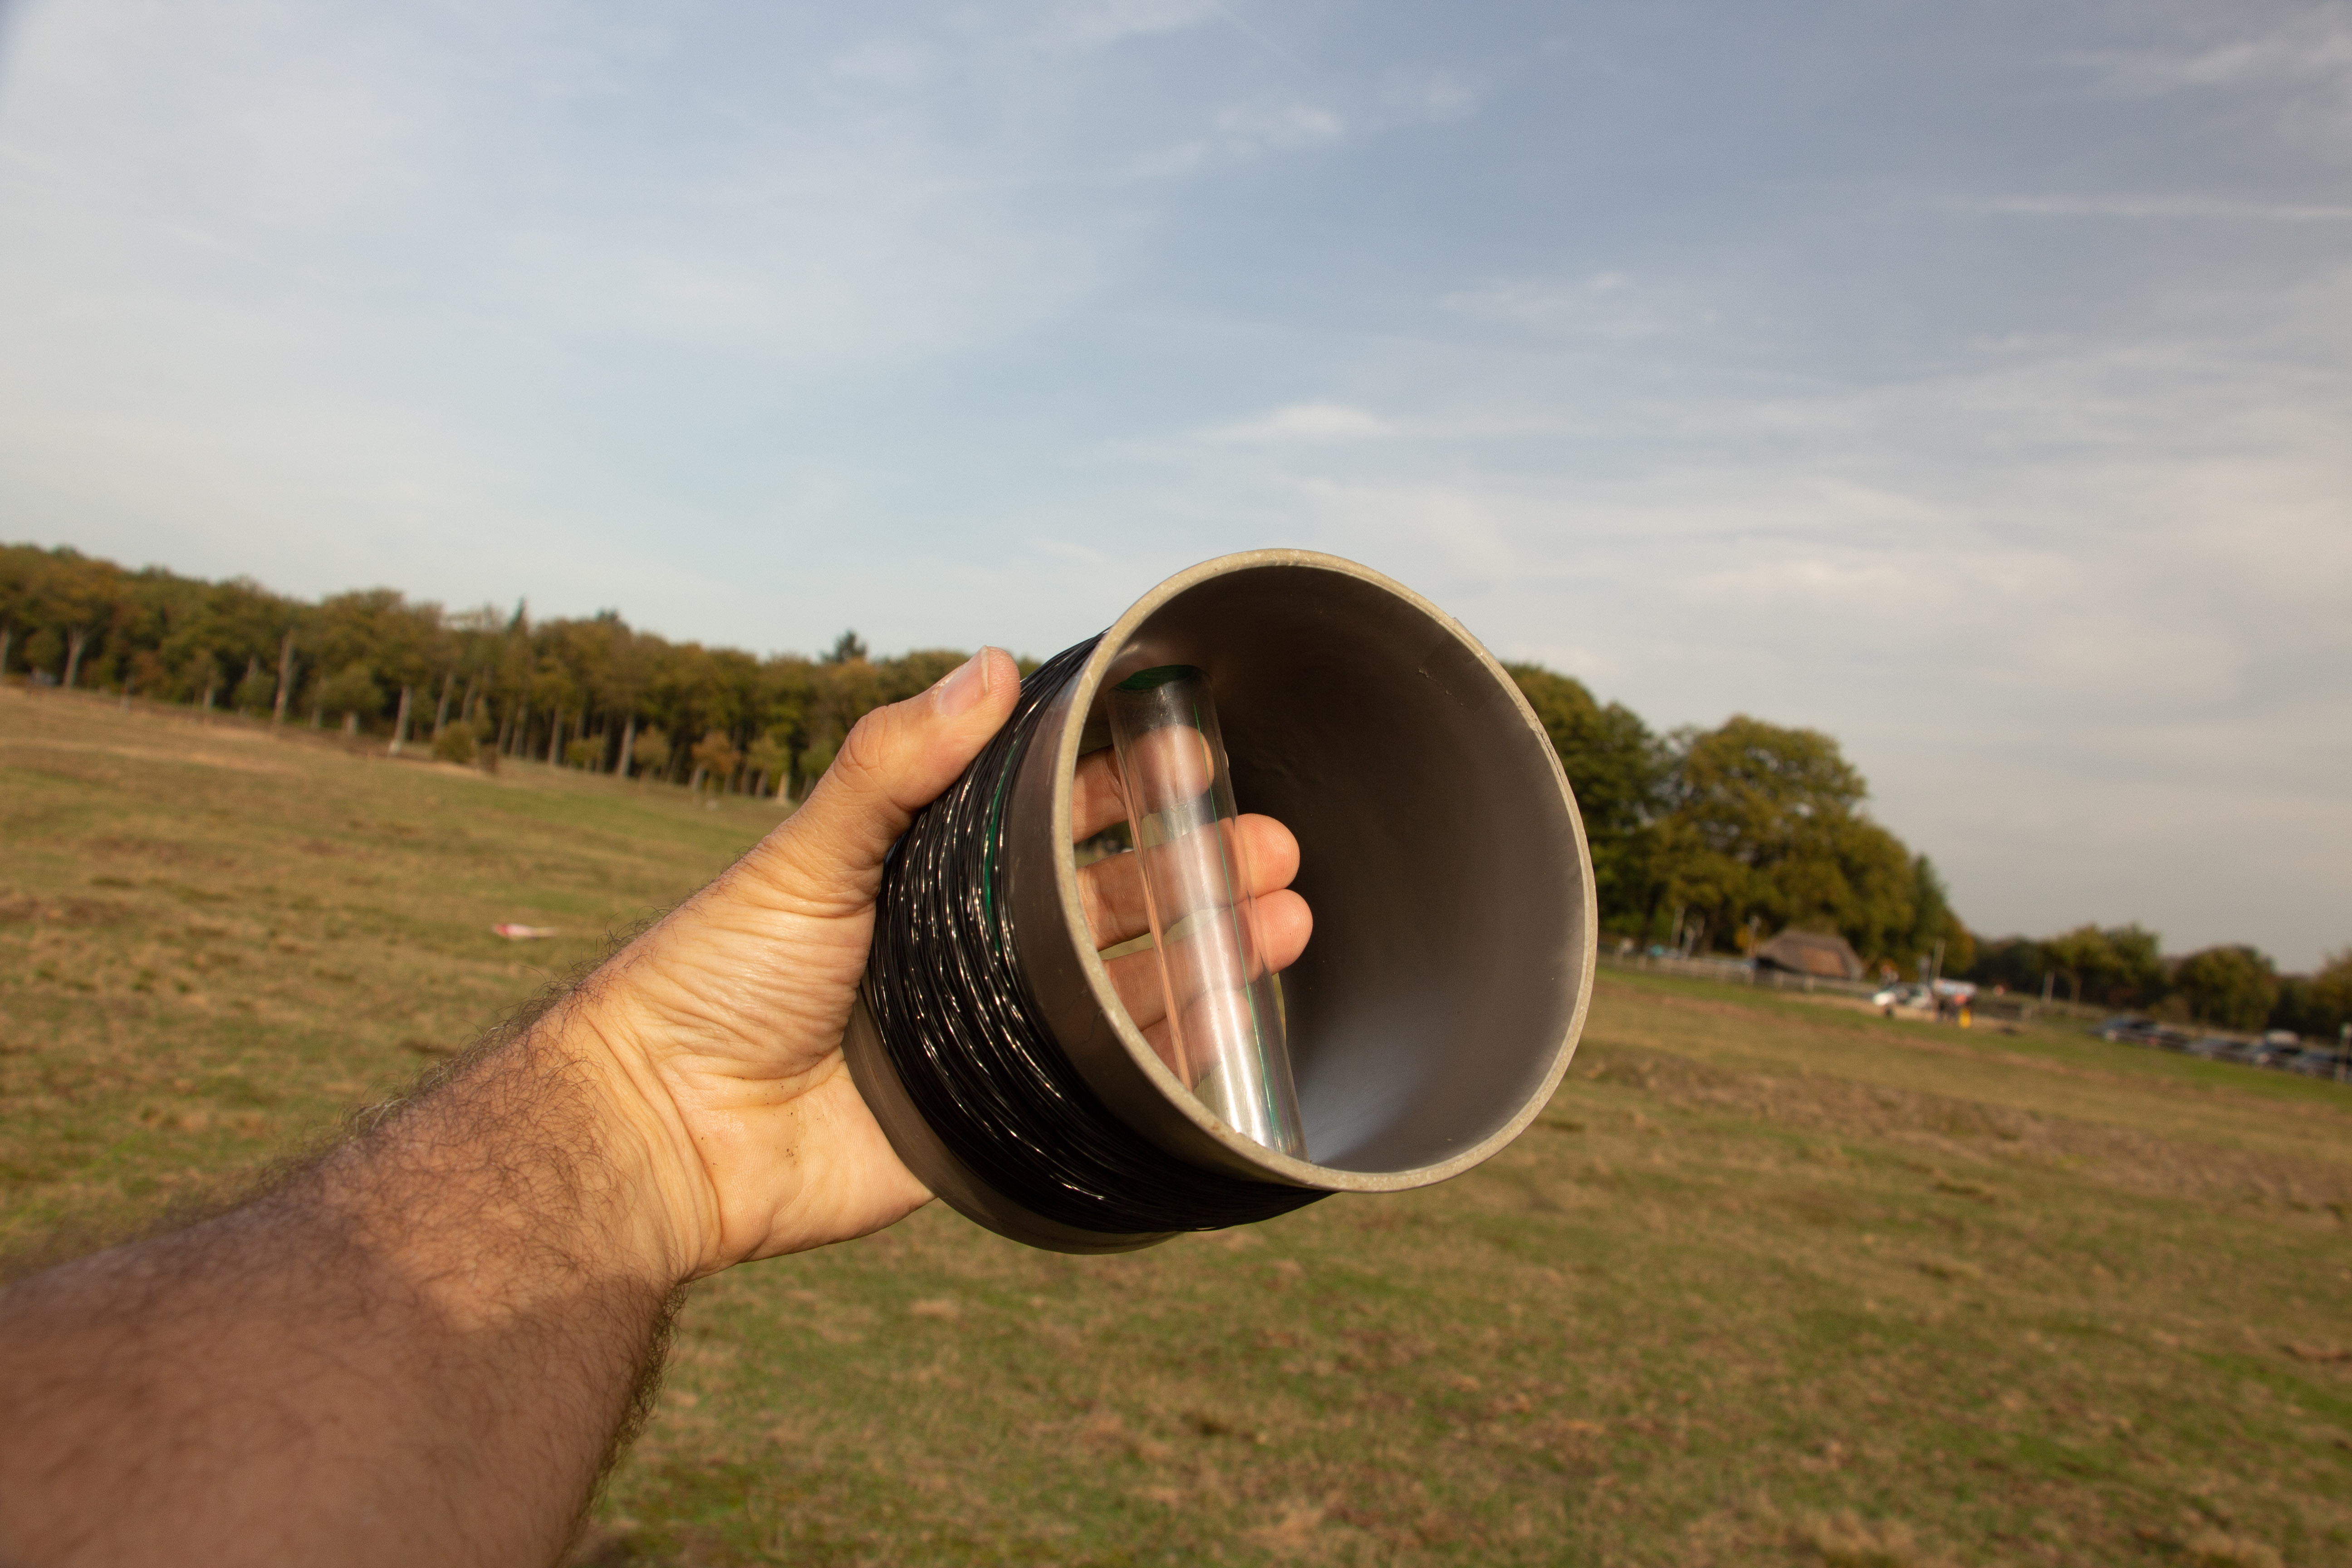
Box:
[833,711,892,784]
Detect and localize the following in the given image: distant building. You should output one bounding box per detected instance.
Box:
[1754,929,1864,982]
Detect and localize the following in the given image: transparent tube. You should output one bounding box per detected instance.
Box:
[1105,665,1306,1159]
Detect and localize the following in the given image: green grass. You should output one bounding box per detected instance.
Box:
[4,690,2349,1567]
[0,689,787,1241]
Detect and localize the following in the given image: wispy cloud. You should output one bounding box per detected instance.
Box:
[2079,5,2352,97]
[1047,0,1224,48]
[824,37,936,89]
[2071,4,2352,148]
[1438,274,1704,341]
[1212,402,1393,441]
[1953,193,2352,222]
[1378,67,1483,123]
[1123,98,1352,177]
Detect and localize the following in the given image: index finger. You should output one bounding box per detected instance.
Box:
[1072,748,1129,842]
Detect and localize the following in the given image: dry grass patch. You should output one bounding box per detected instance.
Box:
[5,691,2350,1566]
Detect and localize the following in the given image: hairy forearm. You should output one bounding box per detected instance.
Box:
[0,997,686,1567]
[0,653,1025,1563]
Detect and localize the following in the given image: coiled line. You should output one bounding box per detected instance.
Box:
[865,636,1324,1236]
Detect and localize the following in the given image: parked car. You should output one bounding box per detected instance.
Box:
[2090,1015,2156,1042]
[2217,1038,2286,1068]
[1874,984,1933,1009]
[2185,1036,2236,1060]
[2283,1047,2347,1079]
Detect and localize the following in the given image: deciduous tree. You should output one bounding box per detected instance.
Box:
[1506,665,1666,925]
[2172,945,2279,1032]
[629,728,672,780]
[689,730,741,793]
[1647,716,1923,962]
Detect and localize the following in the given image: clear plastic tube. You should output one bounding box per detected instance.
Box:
[1105,666,1305,1158]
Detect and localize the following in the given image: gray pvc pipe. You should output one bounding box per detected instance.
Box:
[843,549,1597,1252]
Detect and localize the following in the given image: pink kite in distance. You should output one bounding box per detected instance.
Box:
[491,923,559,941]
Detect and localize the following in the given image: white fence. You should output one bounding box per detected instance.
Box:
[1596,951,1878,998]
[1595,951,2123,1022]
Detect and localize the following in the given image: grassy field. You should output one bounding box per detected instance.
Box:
[3,688,2348,1568]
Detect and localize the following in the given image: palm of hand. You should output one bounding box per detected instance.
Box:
[579,652,1308,1277]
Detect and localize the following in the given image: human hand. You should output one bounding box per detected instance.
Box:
[563,649,1309,1283]
[1068,743,1311,1082]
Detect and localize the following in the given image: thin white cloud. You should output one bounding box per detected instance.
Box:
[1213,402,1393,441]
[2082,4,2352,97]
[1954,194,2352,222]
[2073,4,2352,149]
[1130,98,1351,175]
[825,38,936,89]
[1047,0,1223,47]
[1214,100,1345,149]
[1439,274,1708,341]
[1378,67,1483,123]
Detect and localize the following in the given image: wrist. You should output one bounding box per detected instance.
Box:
[548,989,727,1284]
[314,995,719,1325]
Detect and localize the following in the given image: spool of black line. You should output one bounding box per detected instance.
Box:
[843,550,1597,1253]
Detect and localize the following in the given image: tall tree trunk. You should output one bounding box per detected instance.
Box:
[63,628,88,689]
[202,681,216,716]
[390,685,414,756]
[511,701,529,757]
[272,631,295,726]
[343,711,358,736]
[241,655,261,712]
[495,703,512,756]
[0,624,12,684]
[432,670,454,739]
[617,715,636,777]
[546,712,563,765]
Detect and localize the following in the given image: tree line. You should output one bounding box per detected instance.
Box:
[0,543,984,798]
[1969,927,2349,1040]
[5,540,2338,1035]
[1508,666,1970,976]
[1511,662,2349,1038]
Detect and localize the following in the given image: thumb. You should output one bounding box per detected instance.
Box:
[762,647,1021,909]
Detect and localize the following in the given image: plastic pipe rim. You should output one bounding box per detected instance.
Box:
[845,549,1597,1252]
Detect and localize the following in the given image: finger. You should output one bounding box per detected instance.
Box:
[1105,888,1310,1081]
[1251,888,1308,973]
[1076,813,1300,951]
[1072,749,1129,842]
[1150,889,1312,1019]
[1105,945,1169,1032]
[1072,726,1216,841]
[753,649,1020,913]
[1121,723,1216,812]
[1250,888,1313,976]
[1101,889,1311,1039]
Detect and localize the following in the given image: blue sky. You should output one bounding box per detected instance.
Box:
[2,0,2347,967]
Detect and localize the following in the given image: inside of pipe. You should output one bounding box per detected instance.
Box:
[1083,565,1590,1175]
